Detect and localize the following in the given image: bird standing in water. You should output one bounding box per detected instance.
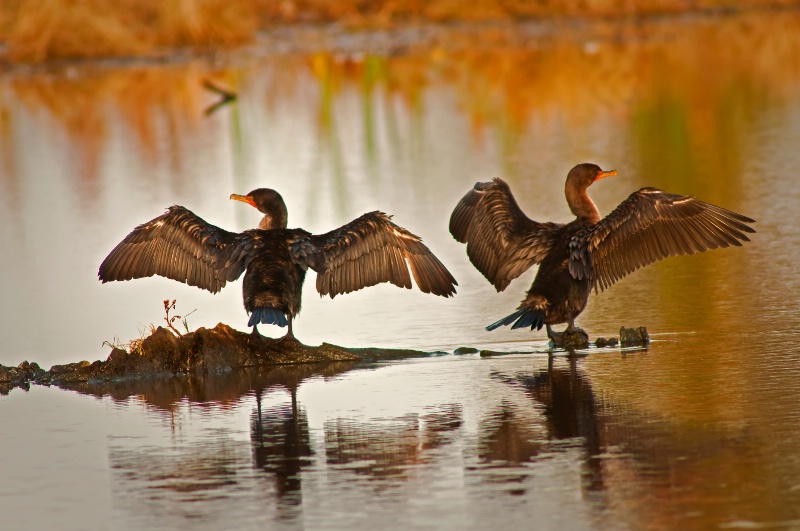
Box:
[99,188,457,340]
[449,163,755,346]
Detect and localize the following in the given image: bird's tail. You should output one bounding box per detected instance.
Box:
[486,308,546,331]
[248,307,288,328]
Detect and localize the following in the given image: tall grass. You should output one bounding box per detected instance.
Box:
[1,0,799,63]
[1,0,259,62]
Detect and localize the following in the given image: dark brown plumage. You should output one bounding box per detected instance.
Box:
[450,163,755,345]
[99,188,457,339]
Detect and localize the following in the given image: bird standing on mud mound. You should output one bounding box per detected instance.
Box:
[449,163,755,346]
[99,188,457,340]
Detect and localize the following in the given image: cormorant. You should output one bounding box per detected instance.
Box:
[449,163,755,345]
[99,188,457,339]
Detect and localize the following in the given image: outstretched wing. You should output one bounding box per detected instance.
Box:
[290,211,457,298]
[98,206,260,293]
[569,188,756,292]
[449,178,563,291]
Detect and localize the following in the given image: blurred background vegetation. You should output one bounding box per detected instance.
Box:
[1,0,799,63]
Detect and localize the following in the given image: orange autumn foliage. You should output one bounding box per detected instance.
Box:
[1,0,799,63]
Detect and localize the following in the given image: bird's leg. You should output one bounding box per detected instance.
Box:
[251,324,263,337]
[546,324,565,347]
[280,317,300,344]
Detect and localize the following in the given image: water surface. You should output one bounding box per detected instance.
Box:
[1,10,800,530]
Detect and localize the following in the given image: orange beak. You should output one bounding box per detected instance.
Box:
[230,193,257,208]
[594,169,618,181]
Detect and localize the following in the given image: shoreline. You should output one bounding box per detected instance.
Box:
[0,323,648,395]
[2,4,798,71]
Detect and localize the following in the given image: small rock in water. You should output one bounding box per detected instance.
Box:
[0,361,47,393]
[454,347,478,355]
[619,326,650,346]
[0,361,46,383]
[560,330,589,349]
[595,337,620,348]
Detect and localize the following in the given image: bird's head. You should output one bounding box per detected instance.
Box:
[564,163,618,222]
[566,163,618,191]
[230,188,288,229]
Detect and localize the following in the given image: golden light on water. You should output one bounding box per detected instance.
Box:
[2,11,800,530]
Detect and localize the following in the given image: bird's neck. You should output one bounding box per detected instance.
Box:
[258,212,287,230]
[566,185,601,224]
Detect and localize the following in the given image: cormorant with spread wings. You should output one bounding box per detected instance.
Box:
[99,188,457,339]
[449,163,755,346]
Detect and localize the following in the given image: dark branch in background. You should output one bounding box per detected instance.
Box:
[203,79,237,116]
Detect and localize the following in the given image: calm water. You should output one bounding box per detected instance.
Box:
[2,10,800,530]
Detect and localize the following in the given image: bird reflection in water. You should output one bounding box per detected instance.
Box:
[481,358,606,499]
[100,365,355,518]
[518,358,605,495]
[249,361,359,513]
[251,394,313,509]
[249,373,462,510]
[89,363,355,514]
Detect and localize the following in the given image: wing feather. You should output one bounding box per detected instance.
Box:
[449,178,563,291]
[570,188,755,292]
[98,206,259,293]
[290,211,457,298]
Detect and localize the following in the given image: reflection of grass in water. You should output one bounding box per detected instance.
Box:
[1,64,211,190]
[0,89,17,200]
[309,53,348,217]
[225,71,247,193]
[2,11,799,201]
[362,56,380,170]
[632,96,695,187]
